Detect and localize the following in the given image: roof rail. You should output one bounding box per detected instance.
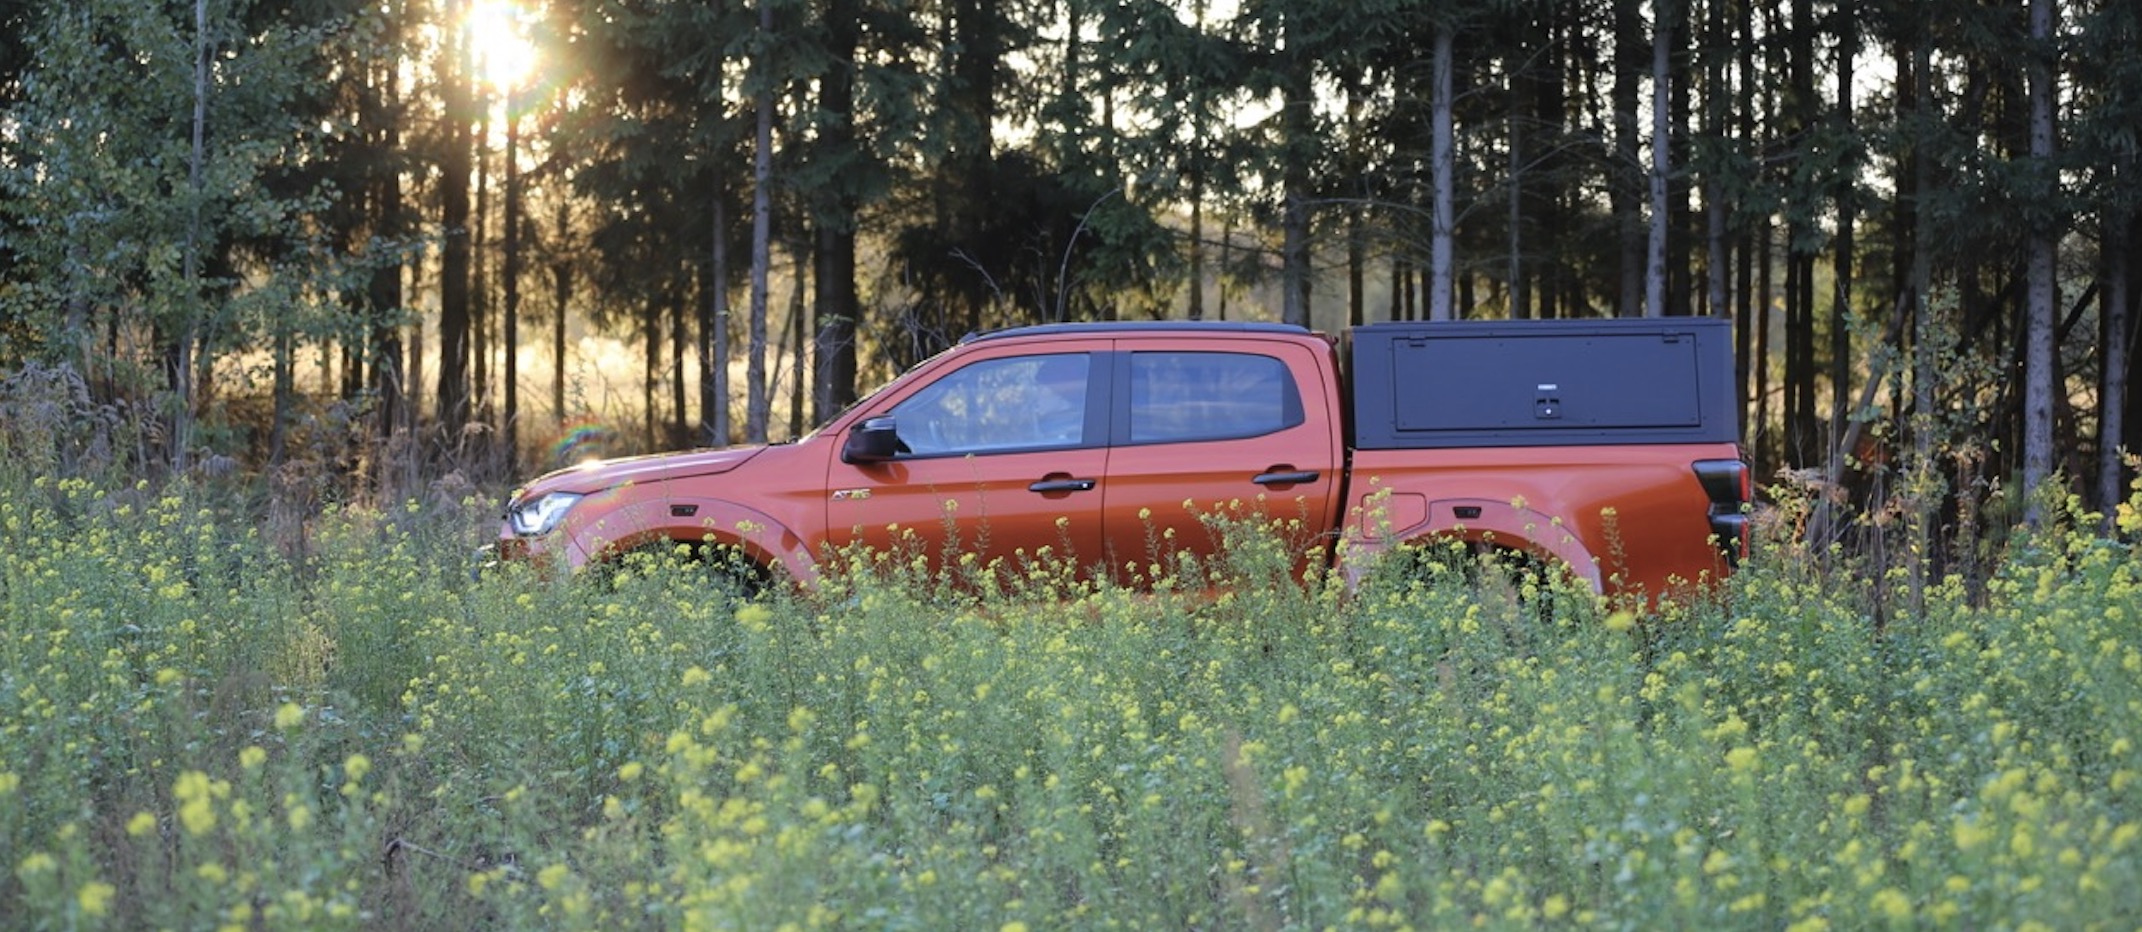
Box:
[960,320,1310,344]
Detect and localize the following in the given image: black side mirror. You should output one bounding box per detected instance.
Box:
[842,416,901,464]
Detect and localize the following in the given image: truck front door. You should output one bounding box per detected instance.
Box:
[827,345,1111,580]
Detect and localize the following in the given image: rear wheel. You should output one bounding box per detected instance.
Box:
[1371,537,1572,652]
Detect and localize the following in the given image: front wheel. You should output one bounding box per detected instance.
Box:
[602,540,772,603]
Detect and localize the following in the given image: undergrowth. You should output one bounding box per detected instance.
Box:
[2,469,2139,929]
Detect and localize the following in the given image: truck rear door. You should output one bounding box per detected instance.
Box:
[1097,339,1342,581]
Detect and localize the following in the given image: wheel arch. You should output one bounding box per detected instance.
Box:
[560,495,820,586]
[1345,495,1603,593]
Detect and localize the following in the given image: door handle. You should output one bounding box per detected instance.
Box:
[1030,478,1097,494]
[1253,469,1320,486]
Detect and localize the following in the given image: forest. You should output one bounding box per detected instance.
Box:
[2,0,2140,569]
[10,3,2142,924]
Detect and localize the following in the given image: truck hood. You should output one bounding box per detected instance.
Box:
[513,445,768,499]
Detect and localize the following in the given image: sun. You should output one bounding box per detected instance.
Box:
[467,0,538,90]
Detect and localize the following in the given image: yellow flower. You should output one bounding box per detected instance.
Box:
[735,603,774,630]
[175,772,218,836]
[77,881,116,918]
[1725,746,1759,773]
[239,746,267,770]
[127,812,158,837]
[1604,610,1636,633]
[537,863,571,891]
[2111,823,2140,851]
[618,761,645,782]
[1871,887,1911,921]
[274,703,305,730]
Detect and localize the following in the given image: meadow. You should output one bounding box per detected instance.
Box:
[3,470,2139,930]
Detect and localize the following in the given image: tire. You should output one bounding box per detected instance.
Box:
[601,540,771,603]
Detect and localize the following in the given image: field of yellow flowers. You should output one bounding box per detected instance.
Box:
[4,472,2140,929]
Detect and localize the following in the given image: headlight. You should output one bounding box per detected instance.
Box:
[507,492,583,536]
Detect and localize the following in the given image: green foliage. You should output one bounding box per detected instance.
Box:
[6,472,2142,927]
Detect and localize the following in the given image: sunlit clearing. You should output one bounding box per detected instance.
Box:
[469,0,538,90]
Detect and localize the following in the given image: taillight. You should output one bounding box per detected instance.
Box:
[1692,459,1751,564]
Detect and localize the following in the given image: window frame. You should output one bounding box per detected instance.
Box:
[883,351,1107,459]
[1108,349,1307,448]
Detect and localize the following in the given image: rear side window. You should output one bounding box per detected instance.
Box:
[1128,352,1302,444]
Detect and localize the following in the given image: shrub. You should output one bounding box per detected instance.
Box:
[3,474,2139,928]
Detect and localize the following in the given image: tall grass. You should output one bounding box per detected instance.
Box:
[3,470,2139,929]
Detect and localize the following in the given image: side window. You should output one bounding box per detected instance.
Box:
[1129,352,1303,444]
[890,353,1092,455]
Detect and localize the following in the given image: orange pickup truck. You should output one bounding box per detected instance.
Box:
[496,318,1749,596]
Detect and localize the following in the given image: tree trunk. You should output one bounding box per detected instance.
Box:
[1908,34,1935,610]
[812,0,861,426]
[1665,0,1693,317]
[642,293,660,451]
[673,282,690,446]
[787,236,810,438]
[436,0,475,444]
[814,220,859,424]
[1278,8,1313,328]
[370,3,405,448]
[1613,0,1645,318]
[1702,0,1729,322]
[1344,78,1365,328]
[1218,216,1232,321]
[1188,191,1205,320]
[271,319,291,465]
[1429,22,1455,322]
[1784,0,1818,466]
[1812,2,1858,542]
[1506,60,1526,320]
[2022,0,2058,524]
[551,196,571,429]
[2098,212,2131,521]
[1755,224,1774,470]
[502,99,522,470]
[746,0,775,443]
[473,100,491,430]
[1645,0,1670,318]
[1187,0,1210,322]
[1827,3,1857,487]
[707,193,733,447]
[174,0,209,473]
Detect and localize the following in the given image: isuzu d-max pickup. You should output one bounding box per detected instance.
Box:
[496,318,1750,596]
